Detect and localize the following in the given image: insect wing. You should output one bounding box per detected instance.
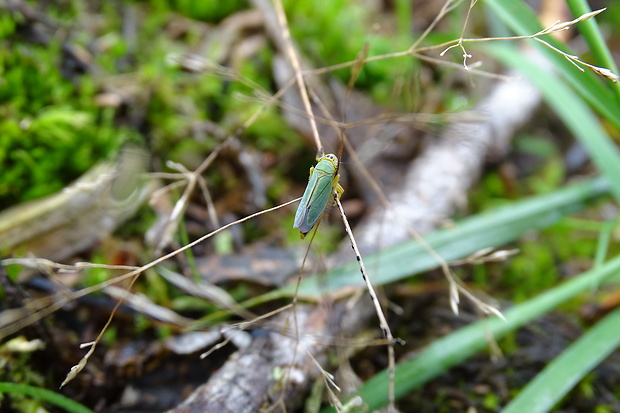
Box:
[303,170,335,232]
[294,160,336,234]
[293,168,319,233]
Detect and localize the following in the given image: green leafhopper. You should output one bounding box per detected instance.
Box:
[293,153,344,238]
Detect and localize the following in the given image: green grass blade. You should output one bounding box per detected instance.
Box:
[502,307,620,413]
[594,220,614,268]
[485,43,620,202]
[294,177,609,297]
[565,0,620,97]
[327,255,620,412]
[208,177,609,324]
[0,382,94,413]
[483,0,620,130]
[395,0,412,37]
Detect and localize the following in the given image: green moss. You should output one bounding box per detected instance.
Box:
[173,0,248,22]
[285,0,419,106]
[0,26,129,207]
[0,339,46,391]
[482,391,500,409]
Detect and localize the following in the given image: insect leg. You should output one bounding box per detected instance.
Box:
[331,175,344,205]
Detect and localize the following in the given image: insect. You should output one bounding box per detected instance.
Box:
[293,153,344,238]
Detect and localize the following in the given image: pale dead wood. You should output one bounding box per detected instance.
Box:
[347,63,543,259]
[168,302,371,413]
[0,147,154,264]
